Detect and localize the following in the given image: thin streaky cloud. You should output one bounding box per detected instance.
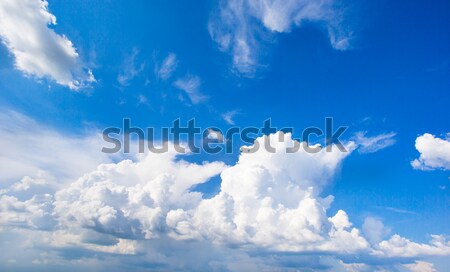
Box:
[156,53,178,80]
[354,131,397,154]
[221,110,239,125]
[173,74,207,104]
[117,48,145,87]
[376,206,419,215]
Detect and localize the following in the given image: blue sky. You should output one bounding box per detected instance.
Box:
[0,0,449,271]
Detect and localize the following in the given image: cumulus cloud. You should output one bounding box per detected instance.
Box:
[209,0,351,75]
[411,133,450,170]
[53,151,227,240]
[155,53,178,80]
[353,132,396,153]
[362,217,391,245]
[404,261,437,272]
[0,194,55,230]
[1,120,449,270]
[166,133,368,253]
[173,74,207,104]
[375,234,450,258]
[0,0,94,89]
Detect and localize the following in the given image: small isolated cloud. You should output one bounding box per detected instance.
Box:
[411,133,450,170]
[353,131,396,153]
[137,94,149,106]
[0,0,94,89]
[206,128,224,141]
[155,53,178,80]
[222,110,239,125]
[117,48,145,87]
[173,74,207,104]
[209,0,352,76]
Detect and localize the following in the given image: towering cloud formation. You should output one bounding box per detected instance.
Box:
[166,133,368,253]
[0,117,449,270]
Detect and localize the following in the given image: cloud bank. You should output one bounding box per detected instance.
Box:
[0,0,94,89]
[1,115,449,271]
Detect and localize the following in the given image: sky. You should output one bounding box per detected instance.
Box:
[0,0,449,271]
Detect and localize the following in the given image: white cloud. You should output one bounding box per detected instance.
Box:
[353,132,396,153]
[173,74,207,104]
[222,110,239,125]
[376,234,450,258]
[117,48,145,86]
[0,119,449,270]
[209,0,351,75]
[404,261,437,272]
[0,194,55,230]
[0,0,94,89]
[155,53,178,80]
[53,151,227,240]
[362,217,391,245]
[167,133,369,253]
[411,133,450,170]
[382,206,418,215]
[0,110,112,190]
[206,129,224,141]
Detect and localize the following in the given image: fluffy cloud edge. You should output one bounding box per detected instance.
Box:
[411,133,450,171]
[0,0,94,89]
[0,119,449,270]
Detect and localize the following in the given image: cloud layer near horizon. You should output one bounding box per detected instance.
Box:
[0,112,449,271]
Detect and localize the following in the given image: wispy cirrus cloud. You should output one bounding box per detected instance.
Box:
[353,131,397,153]
[209,0,352,76]
[0,110,111,187]
[173,74,207,104]
[222,110,239,125]
[155,53,178,80]
[0,0,94,89]
[117,48,145,87]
